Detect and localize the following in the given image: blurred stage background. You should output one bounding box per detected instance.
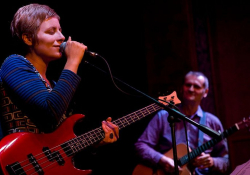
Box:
[2,0,250,174]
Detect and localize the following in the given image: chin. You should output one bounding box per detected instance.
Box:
[54,53,63,59]
[184,95,195,100]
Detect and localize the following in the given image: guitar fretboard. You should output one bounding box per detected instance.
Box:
[178,124,239,166]
[62,103,163,155]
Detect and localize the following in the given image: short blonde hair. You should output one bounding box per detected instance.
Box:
[11,3,60,44]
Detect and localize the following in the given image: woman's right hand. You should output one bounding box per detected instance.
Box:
[63,36,88,73]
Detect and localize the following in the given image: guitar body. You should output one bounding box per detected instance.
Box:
[0,114,92,175]
[132,144,191,175]
[133,117,250,175]
[0,92,182,175]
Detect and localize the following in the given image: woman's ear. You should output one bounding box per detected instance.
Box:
[22,34,32,46]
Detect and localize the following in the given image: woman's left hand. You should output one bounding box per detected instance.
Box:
[100,117,119,144]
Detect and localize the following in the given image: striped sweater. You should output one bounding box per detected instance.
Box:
[0,54,81,136]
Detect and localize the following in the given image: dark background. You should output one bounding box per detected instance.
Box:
[2,0,250,174]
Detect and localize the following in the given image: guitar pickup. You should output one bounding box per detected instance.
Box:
[42,147,54,161]
[28,154,44,175]
[52,151,65,166]
[6,162,26,175]
[42,147,65,166]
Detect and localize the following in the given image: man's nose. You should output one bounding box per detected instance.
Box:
[189,85,194,90]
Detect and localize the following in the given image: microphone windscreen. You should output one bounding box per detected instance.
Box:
[59,42,66,53]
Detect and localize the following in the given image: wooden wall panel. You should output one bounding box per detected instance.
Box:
[207,0,250,171]
[229,135,250,171]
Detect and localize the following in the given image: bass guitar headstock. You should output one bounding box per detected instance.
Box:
[158,91,181,107]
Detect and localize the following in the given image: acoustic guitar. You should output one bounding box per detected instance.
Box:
[132,117,250,175]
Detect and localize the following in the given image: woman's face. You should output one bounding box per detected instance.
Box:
[34,17,65,63]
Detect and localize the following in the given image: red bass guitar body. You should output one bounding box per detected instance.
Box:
[0,114,92,175]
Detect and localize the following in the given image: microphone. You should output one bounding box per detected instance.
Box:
[59,42,98,57]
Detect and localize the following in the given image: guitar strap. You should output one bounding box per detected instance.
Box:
[198,111,206,147]
[194,111,211,175]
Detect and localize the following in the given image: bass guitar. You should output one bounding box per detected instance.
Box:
[0,91,180,175]
[132,117,250,175]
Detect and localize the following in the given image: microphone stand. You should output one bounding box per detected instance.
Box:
[84,59,220,175]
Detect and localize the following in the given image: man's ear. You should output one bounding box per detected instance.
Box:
[22,34,32,46]
[203,88,209,98]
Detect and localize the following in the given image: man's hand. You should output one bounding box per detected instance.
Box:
[159,155,183,174]
[192,152,214,169]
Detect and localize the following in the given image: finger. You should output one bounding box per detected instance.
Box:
[102,121,117,138]
[101,122,115,142]
[102,121,111,132]
[106,121,119,139]
[113,125,119,138]
[106,117,112,122]
[68,36,71,42]
[102,118,119,139]
[104,119,117,130]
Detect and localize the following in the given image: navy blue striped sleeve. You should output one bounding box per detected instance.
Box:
[0,54,81,128]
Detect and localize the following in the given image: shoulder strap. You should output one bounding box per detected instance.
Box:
[198,111,206,146]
